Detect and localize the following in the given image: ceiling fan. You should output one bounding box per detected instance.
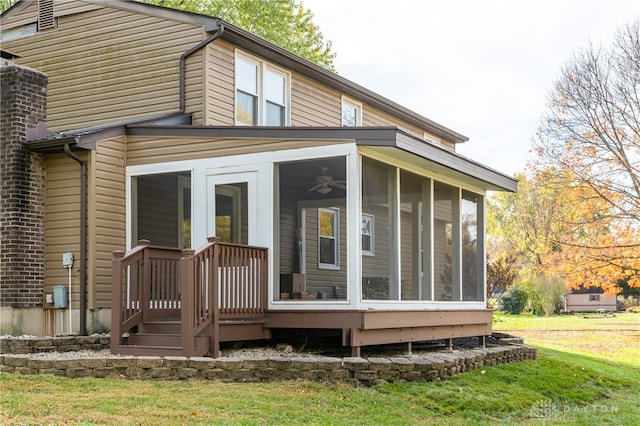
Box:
[308,167,346,194]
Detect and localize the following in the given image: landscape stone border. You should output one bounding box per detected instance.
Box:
[0,335,110,354]
[0,335,536,385]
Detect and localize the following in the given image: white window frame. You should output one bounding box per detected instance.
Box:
[318,207,340,270]
[361,213,374,256]
[341,96,362,126]
[235,51,290,126]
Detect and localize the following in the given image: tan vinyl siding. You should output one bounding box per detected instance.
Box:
[0,1,37,28]
[206,40,235,125]
[361,204,391,281]
[44,153,86,308]
[92,137,126,309]
[363,105,455,150]
[278,202,298,275]
[291,74,341,126]
[53,0,102,17]
[3,4,204,130]
[125,137,352,166]
[185,49,205,125]
[303,206,348,297]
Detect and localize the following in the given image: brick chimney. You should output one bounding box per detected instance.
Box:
[0,62,48,311]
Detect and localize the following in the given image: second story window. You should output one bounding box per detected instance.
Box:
[236,53,289,126]
[341,96,362,126]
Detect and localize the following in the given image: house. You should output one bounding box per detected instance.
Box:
[565,286,617,313]
[1,0,517,357]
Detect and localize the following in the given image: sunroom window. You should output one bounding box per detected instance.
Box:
[235,53,288,126]
[362,158,394,300]
[461,190,483,301]
[361,156,485,303]
[131,171,192,249]
[275,157,347,301]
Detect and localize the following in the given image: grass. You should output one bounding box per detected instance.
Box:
[2,312,639,425]
[493,311,640,366]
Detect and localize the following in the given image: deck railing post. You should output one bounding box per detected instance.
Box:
[260,248,268,314]
[180,249,195,357]
[210,237,220,358]
[111,250,125,353]
[140,240,151,321]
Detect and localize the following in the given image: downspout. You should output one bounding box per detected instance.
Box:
[179,24,225,113]
[64,143,87,336]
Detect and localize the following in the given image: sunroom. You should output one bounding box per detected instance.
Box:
[118,125,516,356]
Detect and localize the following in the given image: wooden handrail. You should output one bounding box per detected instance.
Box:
[111,240,183,351]
[113,236,268,358]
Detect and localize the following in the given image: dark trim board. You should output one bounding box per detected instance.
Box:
[28,125,517,190]
[265,309,493,356]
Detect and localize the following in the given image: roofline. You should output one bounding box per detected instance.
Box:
[217,24,469,144]
[27,123,515,190]
[24,112,192,154]
[78,0,468,144]
[125,125,514,191]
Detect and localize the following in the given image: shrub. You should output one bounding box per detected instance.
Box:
[498,286,528,314]
[528,275,566,316]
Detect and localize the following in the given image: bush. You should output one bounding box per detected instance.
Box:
[498,287,528,314]
[528,275,566,316]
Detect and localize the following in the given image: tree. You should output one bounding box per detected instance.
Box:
[532,20,640,292]
[0,0,17,14]
[525,275,566,316]
[486,252,519,302]
[137,0,336,70]
[487,170,567,272]
[487,167,637,295]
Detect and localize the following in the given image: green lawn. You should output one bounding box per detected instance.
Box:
[494,311,640,367]
[2,312,639,425]
[493,311,639,331]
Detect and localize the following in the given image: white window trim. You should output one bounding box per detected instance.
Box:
[341,96,362,126]
[361,213,374,256]
[235,51,291,126]
[318,207,340,270]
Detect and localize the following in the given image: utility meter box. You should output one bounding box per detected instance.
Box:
[62,252,74,268]
[53,285,68,309]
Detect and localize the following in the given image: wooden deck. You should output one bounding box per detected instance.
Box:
[265,310,492,356]
[111,239,491,358]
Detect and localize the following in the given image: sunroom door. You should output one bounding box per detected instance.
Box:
[207,172,257,245]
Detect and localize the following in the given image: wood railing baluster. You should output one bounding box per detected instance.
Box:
[113,237,267,357]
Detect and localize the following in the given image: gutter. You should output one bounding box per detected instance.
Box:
[63,143,88,336]
[179,24,224,113]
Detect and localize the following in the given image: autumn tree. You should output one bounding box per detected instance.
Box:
[137,0,336,70]
[487,170,566,271]
[532,20,640,293]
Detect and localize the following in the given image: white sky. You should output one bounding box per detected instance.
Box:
[303,0,640,176]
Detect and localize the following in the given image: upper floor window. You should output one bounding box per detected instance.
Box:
[236,53,289,126]
[341,96,362,126]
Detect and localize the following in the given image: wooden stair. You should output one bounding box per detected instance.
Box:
[112,318,271,357]
[112,320,210,357]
